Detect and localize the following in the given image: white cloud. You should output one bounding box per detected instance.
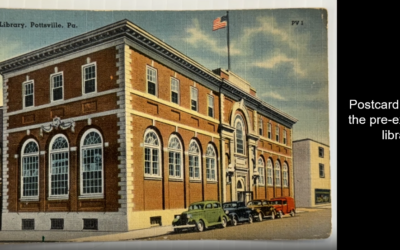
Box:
[252,52,306,77]
[260,91,286,101]
[185,19,241,56]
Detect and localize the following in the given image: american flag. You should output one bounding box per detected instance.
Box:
[213,15,228,31]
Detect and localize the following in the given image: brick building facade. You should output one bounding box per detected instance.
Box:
[0,20,297,231]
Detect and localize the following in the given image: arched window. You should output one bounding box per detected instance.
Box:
[168,135,182,179]
[21,139,39,199]
[189,140,201,180]
[49,135,69,198]
[144,130,161,178]
[258,157,265,185]
[235,116,245,154]
[206,144,217,181]
[283,162,288,187]
[267,158,273,186]
[275,161,281,187]
[81,129,103,196]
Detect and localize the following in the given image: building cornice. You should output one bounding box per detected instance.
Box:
[0,19,297,127]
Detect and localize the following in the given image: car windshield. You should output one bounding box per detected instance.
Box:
[248,201,261,206]
[223,203,237,208]
[271,200,282,205]
[189,204,204,210]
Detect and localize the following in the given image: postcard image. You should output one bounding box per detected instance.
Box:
[0,2,335,248]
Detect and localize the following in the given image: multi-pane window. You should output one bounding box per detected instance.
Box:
[189,140,201,180]
[235,116,245,154]
[268,123,272,139]
[283,130,287,145]
[319,147,324,158]
[259,118,263,136]
[206,144,217,181]
[144,130,161,177]
[51,219,64,230]
[275,161,281,186]
[23,80,34,108]
[168,135,182,179]
[22,219,35,230]
[51,73,63,101]
[82,63,96,94]
[275,125,280,142]
[83,219,98,230]
[208,95,214,117]
[147,66,157,96]
[282,162,288,187]
[190,87,198,111]
[319,163,325,178]
[21,140,39,199]
[267,158,273,186]
[258,158,265,185]
[49,135,69,197]
[81,130,103,195]
[171,77,179,104]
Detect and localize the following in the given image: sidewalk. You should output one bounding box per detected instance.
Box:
[0,205,331,243]
[0,225,174,242]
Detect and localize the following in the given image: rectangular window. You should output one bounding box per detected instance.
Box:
[51,219,64,230]
[275,125,280,142]
[268,123,271,139]
[23,80,34,108]
[259,118,263,136]
[83,219,98,230]
[147,66,157,96]
[82,63,96,94]
[191,87,198,111]
[283,130,287,145]
[171,77,179,104]
[208,95,214,117]
[50,152,69,196]
[319,163,325,178]
[189,155,200,180]
[150,216,162,226]
[206,158,216,181]
[22,219,34,230]
[319,147,324,158]
[51,73,63,101]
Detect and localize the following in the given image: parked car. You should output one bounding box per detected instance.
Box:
[172,200,230,233]
[269,196,296,218]
[222,201,253,226]
[247,200,277,221]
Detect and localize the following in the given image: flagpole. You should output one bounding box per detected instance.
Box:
[227,11,230,71]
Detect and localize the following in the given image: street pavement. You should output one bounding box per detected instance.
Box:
[0,205,331,243]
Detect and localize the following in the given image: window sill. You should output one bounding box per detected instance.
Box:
[169,178,183,182]
[144,176,162,181]
[206,180,218,184]
[20,197,39,202]
[189,179,202,183]
[48,195,69,201]
[78,194,104,200]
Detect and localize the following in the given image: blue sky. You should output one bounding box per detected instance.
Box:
[0,8,330,145]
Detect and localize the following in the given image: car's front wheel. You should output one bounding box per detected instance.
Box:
[230,216,238,226]
[278,211,283,219]
[258,212,263,222]
[290,210,295,217]
[271,212,275,220]
[248,215,253,224]
[196,220,204,232]
[221,217,227,228]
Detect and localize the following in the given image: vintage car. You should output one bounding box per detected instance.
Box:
[222,201,253,226]
[269,196,296,218]
[247,200,277,221]
[172,200,230,233]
